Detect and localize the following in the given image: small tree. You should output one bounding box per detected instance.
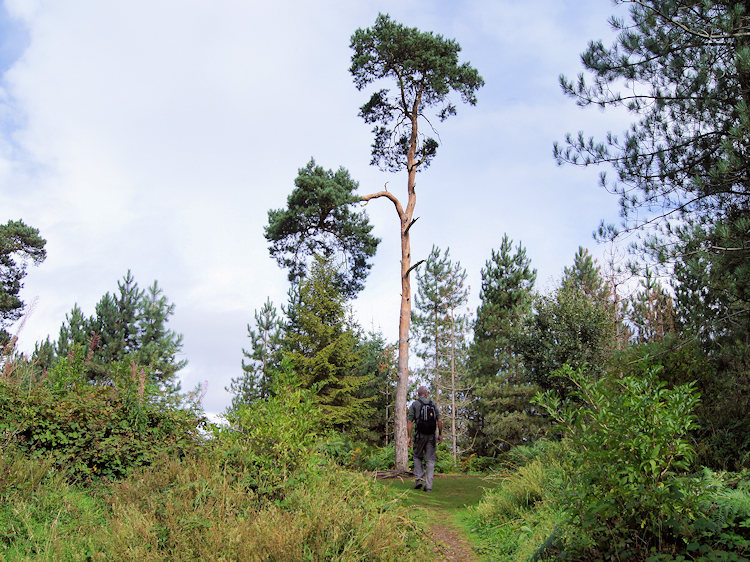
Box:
[283,255,373,430]
[53,273,186,390]
[468,235,541,454]
[228,298,284,411]
[411,245,470,461]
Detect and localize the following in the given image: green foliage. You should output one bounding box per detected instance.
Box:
[53,271,186,390]
[534,365,701,557]
[560,246,609,303]
[1,346,205,482]
[0,219,46,341]
[283,255,373,430]
[352,330,397,445]
[613,335,750,470]
[520,284,615,396]
[265,159,379,298]
[218,360,322,499]
[468,235,542,456]
[228,297,283,411]
[555,1,750,251]
[350,13,484,171]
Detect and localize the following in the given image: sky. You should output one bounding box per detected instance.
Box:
[0,0,635,418]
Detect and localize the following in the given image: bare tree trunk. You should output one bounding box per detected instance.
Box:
[360,95,421,473]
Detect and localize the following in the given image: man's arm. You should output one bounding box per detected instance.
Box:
[407,420,413,446]
[437,418,443,443]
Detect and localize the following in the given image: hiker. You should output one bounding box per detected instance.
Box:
[407,385,442,492]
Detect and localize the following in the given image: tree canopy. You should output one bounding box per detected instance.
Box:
[0,219,46,341]
[350,13,484,172]
[265,159,379,298]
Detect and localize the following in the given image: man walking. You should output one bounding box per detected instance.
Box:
[407,386,443,492]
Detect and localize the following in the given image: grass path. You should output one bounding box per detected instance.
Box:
[378,474,499,561]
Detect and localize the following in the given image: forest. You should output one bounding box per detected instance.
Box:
[1,2,750,560]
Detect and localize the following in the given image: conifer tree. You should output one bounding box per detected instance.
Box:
[56,304,92,358]
[284,255,373,430]
[53,273,185,389]
[228,298,284,410]
[0,219,46,343]
[135,280,186,388]
[411,245,470,459]
[561,247,609,303]
[627,266,676,343]
[266,15,483,469]
[468,235,541,455]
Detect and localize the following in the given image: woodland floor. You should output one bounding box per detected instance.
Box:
[378,474,500,561]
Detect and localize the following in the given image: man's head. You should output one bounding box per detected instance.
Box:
[417,385,428,397]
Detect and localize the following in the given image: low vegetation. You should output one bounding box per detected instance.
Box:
[0,357,422,560]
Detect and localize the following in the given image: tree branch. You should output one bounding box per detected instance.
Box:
[404,259,425,279]
[360,190,405,219]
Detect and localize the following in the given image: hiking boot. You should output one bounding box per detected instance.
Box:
[413,482,423,489]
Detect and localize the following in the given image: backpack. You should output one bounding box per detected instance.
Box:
[416,400,437,435]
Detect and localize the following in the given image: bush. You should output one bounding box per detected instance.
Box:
[0,351,206,482]
[534,364,701,558]
[215,362,322,500]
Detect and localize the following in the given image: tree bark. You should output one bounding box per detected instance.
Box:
[359,92,421,472]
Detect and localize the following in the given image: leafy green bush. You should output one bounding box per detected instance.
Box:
[0,350,206,481]
[534,364,702,557]
[215,362,322,500]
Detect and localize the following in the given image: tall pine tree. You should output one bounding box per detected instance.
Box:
[411,245,470,460]
[469,235,541,455]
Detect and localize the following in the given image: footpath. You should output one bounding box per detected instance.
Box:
[378,474,498,562]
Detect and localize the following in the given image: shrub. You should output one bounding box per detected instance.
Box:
[214,361,322,500]
[0,351,206,482]
[534,364,701,558]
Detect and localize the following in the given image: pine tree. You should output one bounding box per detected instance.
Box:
[411,245,470,460]
[135,280,186,388]
[561,247,609,303]
[0,220,46,343]
[627,266,676,344]
[284,255,373,430]
[53,273,185,389]
[228,298,284,411]
[56,304,92,358]
[468,235,541,455]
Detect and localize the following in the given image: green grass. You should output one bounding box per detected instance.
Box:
[380,474,499,511]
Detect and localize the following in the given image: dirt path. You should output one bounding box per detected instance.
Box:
[378,474,497,562]
[426,508,479,561]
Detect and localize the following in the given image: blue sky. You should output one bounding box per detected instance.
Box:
[0,0,634,417]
